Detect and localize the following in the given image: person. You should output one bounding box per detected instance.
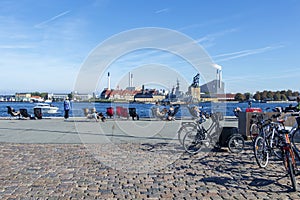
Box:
[167,104,180,121]
[152,102,167,120]
[63,97,71,120]
[295,97,300,111]
[98,112,106,122]
[192,106,201,118]
[233,107,242,117]
[192,106,207,121]
[248,101,252,108]
[7,106,21,118]
[285,97,300,112]
[167,105,175,121]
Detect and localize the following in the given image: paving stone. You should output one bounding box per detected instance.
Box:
[0,142,299,199]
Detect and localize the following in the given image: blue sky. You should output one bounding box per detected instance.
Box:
[0,0,299,94]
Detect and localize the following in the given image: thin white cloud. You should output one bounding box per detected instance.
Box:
[179,14,241,31]
[192,28,239,49]
[0,45,34,49]
[214,45,284,62]
[34,10,70,28]
[155,8,169,14]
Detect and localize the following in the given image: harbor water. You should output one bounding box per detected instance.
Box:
[0,101,297,118]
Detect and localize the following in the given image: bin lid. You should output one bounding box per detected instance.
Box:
[246,107,262,112]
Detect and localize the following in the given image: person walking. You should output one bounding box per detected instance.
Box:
[63,97,71,120]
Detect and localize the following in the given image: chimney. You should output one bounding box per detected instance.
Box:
[107,72,111,90]
[128,72,131,87]
[130,73,133,87]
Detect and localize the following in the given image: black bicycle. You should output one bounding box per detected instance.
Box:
[180,112,244,154]
[254,113,284,168]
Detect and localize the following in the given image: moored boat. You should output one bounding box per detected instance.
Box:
[33,103,59,114]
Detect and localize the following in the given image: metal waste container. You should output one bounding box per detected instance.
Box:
[34,108,42,119]
[238,108,262,139]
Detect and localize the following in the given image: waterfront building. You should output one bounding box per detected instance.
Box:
[186,74,201,102]
[30,96,44,102]
[200,79,225,98]
[134,93,165,103]
[100,89,140,101]
[0,95,15,102]
[15,93,31,102]
[51,93,69,101]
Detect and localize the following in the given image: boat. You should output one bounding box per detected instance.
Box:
[33,103,59,114]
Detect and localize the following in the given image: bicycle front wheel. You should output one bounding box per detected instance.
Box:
[250,123,259,142]
[183,130,205,154]
[271,132,284,160]
[254,136,269,168]
[228,134,245,153]
[291,128,300,153]
[178,123,197,145]
[284,150,297,192]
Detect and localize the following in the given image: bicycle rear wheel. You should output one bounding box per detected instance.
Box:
[284,150,297,192]
[254,136,269,168]
[228,134,245,153]
[183,130,205,154]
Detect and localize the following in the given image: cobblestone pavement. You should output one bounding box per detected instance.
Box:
[1,142,300,200]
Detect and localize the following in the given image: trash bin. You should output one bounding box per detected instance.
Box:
[218,127,239,147]
[34,108,42,119]
[238,108,263,139]
[106,107,114,118]
[245,108,262,113]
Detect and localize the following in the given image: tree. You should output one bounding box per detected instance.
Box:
[273,92,281,101]
[68,93,74,100]
[234,93,245,102]
[31,92,41,97]
[261,90,268,100]
[40,93,48,99]
[267,91,274,100]
[253,92,261,101]
[287,90,293,97]
[244,92,251,100]
[292,91,299,97]
[281,94,287,101]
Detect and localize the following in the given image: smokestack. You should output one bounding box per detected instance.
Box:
[212,64,222,89]
[130,73,133,87]
[107,72,111,90]
[128,72,131,87]
[219,70,222,88]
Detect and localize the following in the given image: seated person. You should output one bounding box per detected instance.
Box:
[7,106,21,117]
[86,111,105,122]
[86,112,98,121]
[192,106,201,118]
[167,105,180,121]
[98,112,106,122]
[153,106,168,119]
[233,107,242,117]
[285,97,300,112]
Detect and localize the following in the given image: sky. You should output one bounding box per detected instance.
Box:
[0,0,300,95]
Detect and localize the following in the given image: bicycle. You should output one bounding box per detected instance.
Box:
[278,127,300,192]
[254,113,284,168]
[177,109,208,145]
[181,112,244,154]
[249,114,261,142]
[250,108,274,143]
[289,114,300,153]
[263,111,300,191]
